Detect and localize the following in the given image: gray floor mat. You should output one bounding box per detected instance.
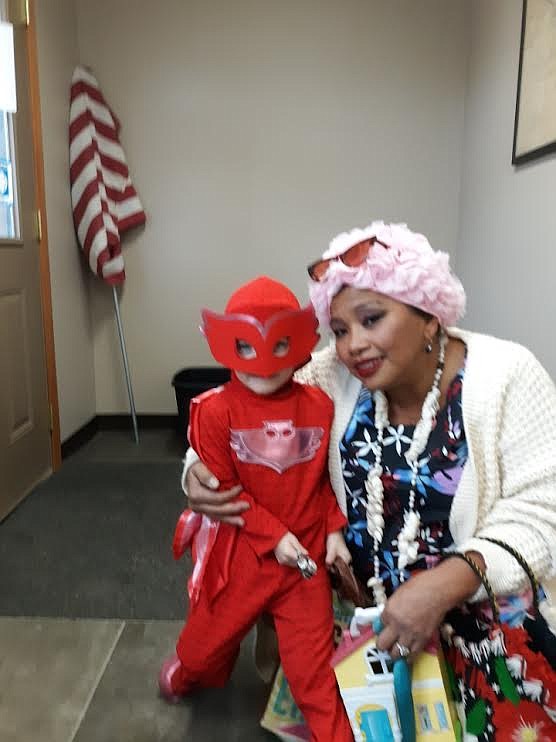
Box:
[0,456,188,619]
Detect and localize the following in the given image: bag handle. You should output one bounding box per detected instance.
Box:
[479,537,540,612]
[443,551,500,623]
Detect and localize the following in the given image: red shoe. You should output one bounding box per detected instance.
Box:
[158,654,183,703]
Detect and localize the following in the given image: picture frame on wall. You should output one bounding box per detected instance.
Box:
[512,0,556,165]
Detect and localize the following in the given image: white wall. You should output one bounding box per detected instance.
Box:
[457,0,556,378]
[35,0,96,440]
[74,0,468,413]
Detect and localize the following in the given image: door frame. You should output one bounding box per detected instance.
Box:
[22,0,61,470]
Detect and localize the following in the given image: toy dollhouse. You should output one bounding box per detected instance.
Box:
[331,609,460,741]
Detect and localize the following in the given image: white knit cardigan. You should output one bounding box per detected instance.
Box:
[294,327,556,599]
[183,328,556,599]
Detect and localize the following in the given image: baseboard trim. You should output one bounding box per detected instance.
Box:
[96,414,178,430]
[61,414,179,459]
[61,417,99,459]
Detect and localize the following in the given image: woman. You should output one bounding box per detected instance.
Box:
[184,222,556,737]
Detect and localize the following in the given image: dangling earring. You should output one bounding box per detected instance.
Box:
[425,341,433,353]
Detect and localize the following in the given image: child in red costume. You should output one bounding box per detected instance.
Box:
[160,276,354,742]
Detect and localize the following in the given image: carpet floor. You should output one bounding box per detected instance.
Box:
[0,454,189,619]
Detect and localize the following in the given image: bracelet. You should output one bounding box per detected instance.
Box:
[444,551,500,622]
[481,536,540,611]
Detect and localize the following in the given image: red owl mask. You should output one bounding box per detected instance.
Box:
[201,276,319,377]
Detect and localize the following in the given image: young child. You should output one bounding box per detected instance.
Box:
[160,276,354,742]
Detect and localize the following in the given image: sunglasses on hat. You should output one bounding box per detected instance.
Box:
[307,236,389,282]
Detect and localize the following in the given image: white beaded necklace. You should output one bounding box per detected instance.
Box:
[365,330,447,607]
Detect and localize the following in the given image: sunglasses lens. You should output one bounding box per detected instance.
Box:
[308,260,330,281]
[341,239,373,267]
[308,237,381,281]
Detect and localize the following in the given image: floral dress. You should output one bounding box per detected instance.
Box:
[342,365,467,593]
[341,366,556,741]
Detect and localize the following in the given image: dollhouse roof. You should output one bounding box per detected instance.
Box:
[331,626,376,668]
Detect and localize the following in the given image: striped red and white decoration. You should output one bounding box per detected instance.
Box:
[69,66,146,285]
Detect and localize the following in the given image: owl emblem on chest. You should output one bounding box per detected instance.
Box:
[230,420,324,473]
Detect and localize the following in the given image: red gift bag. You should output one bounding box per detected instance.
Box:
[441,538,556,741]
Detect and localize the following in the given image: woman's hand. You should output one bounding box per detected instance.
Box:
[325,531,352,568]
[274,532,308,568]
[376,554,484,659]
[185,461,247,526]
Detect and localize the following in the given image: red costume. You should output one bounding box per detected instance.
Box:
[165,277,353,742]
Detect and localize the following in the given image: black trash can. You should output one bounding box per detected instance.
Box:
[172,367,231,438]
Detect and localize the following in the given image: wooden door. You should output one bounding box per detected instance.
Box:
[0,7,51,519]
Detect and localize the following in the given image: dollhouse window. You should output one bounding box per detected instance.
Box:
[365,647,393,675]
[417,705,433,732]
[435,702,449,730]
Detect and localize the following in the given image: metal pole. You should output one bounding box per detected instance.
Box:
[112,285,139,444]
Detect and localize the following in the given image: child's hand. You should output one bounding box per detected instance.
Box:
[274,532,308,568]
[325,530,351,568]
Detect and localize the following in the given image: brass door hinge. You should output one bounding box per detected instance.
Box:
[8,0,29,26]
[36,208,42,242]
